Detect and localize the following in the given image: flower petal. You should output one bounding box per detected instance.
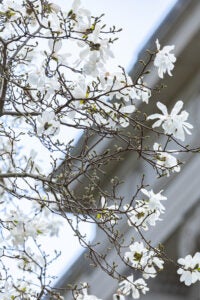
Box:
[171,100,183,116]
[157,102,168,115]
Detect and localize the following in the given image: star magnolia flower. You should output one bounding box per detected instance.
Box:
[75,283,102,300]
[124,188,166,230]
[5,205,62,246]
[119,275,149,299]
[79,25,114,62]
[0,0,24,21]
[70,0,91,32]
[124,241,148,268]
[154,39,176,78]
[1,282,16,299]
[177,252,200,286]
[124,241,164,279]
[48,39,71,66]
[97,196,119,225]
[147,101,193,141]
[76,24,114,76]
[143,251,164,279]
[153,143,181,176]
[114,103,135,128]
[124,203,161,230]
[17,247,45,272]
[37,111,60,136]
[141,188,166,213]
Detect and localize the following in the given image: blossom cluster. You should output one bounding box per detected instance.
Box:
[124,241,164,279]
[0,200,63,298]
[177,253,200,286]
[0,0,198,299]
[124,188,167,230]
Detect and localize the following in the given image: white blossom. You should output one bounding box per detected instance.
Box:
[48,39,71,65]
[154,39,176,78]
[153,142,181,176]
[141,188,166,213]
[143,251,164,279]
[124,188,166,230]
[27,60,60,97]
[0,0,24,22]
[119,275,149,299]
[177,253,200,286]
[75,283,102,300]
[124,242,164,279]
[70,0,91,32]
[1,282,16,300]
[17,247,45,272]
[75,24,114,75]
[0,280,37,299]
[147,101,193,141]
[0,0,197,297]
[4,204,63,247]
[111,103,135,128]
[37,111,60,136]
[79,25,114,62]
[124,242,148,268]
[97,196,119,225]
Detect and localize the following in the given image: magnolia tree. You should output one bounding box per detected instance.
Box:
[0,0,199,299]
